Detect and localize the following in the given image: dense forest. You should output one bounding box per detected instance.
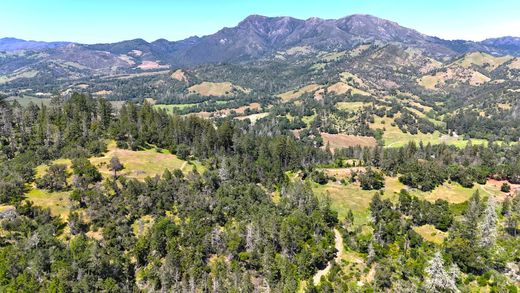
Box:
[0,94,519,291]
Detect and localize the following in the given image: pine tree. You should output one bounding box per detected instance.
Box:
[109,155,124,178]
[424,252,459,292]
[479,196,497,247]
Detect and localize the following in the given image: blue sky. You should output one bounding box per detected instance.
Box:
[1,0,519,43]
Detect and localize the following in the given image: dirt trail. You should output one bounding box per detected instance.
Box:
[313,229,344,285]
[180,161,188,171]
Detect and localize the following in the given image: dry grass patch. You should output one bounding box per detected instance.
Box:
[336,101,368,111]
[455,52,512,70]
[188,82,249,96]
[278,84,322,101]
[422,182,503,204]
[320,51,348,61]
[171,69,188,82]
[418,66,491,90]
[321,167,367,180]
[413,224,448,245]
[349,44,371,57]
[339,72,367,88]
[25,189,71,220]
[327,82,370,96]
[138,60,169,70]
[321,133,377,150]
[235,112,269,124]
[90,141,198,180]
[508,58,520,69]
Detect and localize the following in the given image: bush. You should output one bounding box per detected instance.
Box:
[176,144,191,160]
[501,183,511,193]
[36,164,69,191]
[311,171,329,185]
[359,168,385,190]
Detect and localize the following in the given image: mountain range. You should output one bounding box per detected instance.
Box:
[1,14,519,99]
[2,15,520,61]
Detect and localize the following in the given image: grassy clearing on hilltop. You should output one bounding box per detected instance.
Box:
[6,95,51,107]
[25,189,71,220]
[154,103,198,113]
[278,84,322,101]
[413,224,448,245]
[188,81,250,96]
[336,101,367,111]
[321,133,378,150]
[369,116,489,148]
[311,169,504,227]
[91,141,204,180]
[24,141,205,219]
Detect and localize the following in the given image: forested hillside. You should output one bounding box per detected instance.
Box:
[0,94,519,291]
[1,12,519,292]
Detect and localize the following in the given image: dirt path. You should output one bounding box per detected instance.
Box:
[313,229,344,285]
[180,161,188,171]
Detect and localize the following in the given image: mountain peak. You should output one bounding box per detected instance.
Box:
[0,37,70,51]
[238,14,299,28]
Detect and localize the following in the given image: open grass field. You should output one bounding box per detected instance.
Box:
[312,168,504,228]
[311,177,408,225]
[188,81,249,96]
[369,116,490,148]
[336,101,367,111]
[90,141,203,180]
[327,82,370,96]
[6,95,51,107]
[278,84,322,101]
[171,69,188,82]
[154,103,198,113]
[424,181,503,203]
[26,141,205,219]
[25,188,72,220]
[0,70,39,84]
[235,112,269,124]
[321,132,378,150]
[454,52,512,70]
[413,224,448,245]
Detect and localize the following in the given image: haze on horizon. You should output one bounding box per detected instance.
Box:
[1,0,519,44]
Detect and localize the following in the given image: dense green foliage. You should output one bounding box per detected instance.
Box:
[0,94,519,291]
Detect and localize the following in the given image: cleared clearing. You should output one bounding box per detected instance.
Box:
[413,225,448,245]
[369,116,490,148]
[0,69,38,84]
[235,112,269,124]
[336,101,368,111]
[27,141,205,219]
[6,95,51,107]
[171,69,188,82]
[454,52,512,70]
[321,167,367,180]
[312,172,504,228]
[327,82,370,96]
[188,82,250,96]
[278,84,322,101]
[90,141,201,180]
[138,60,169,70]
[508,58,520,69]
[422,181,502,204]
[321,132,377,150]
[154,103,197,113]
[339,72,367,88]
[320,51,348,61]
[418,66,491,90]
[25,188,71,220]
